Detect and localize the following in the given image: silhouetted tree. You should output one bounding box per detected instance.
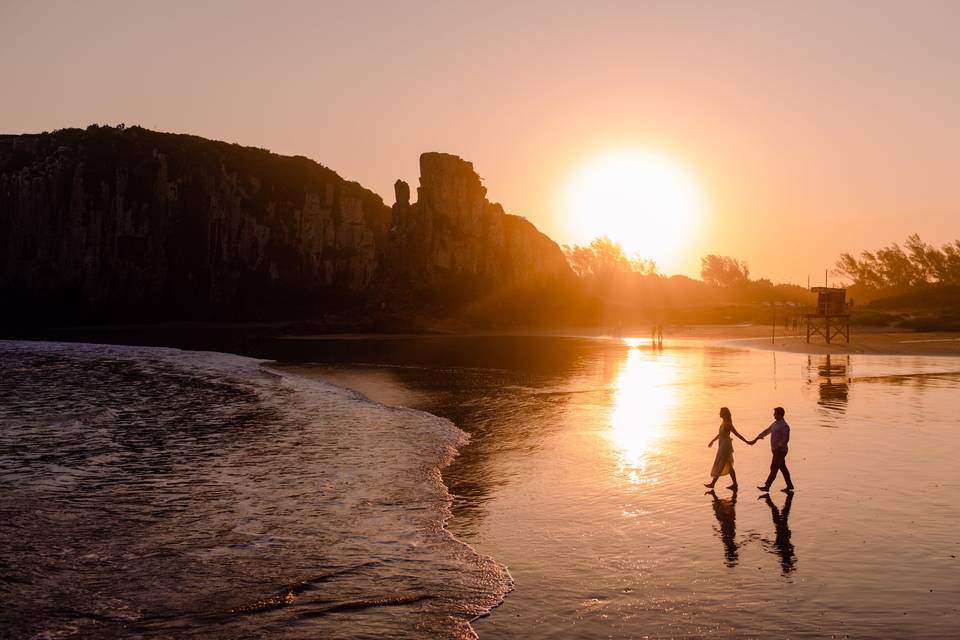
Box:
[836,251,882,289]
[904,234,940,282]
[835,234,960,289]
[700,255,749,287]
[940,241,960,282]
[629,256,659,276]
[563,236,659,278]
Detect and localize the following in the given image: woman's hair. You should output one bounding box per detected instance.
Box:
[719,407,732,420]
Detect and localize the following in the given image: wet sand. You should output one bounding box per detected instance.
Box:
[687,325,960,356]
[274,334,960,638]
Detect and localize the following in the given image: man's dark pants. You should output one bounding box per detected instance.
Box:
[763,447,793,489]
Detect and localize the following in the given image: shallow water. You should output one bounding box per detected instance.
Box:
[0,340,509,639]
[273,335,960,638]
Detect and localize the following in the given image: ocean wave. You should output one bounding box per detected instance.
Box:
[0,340,510,639]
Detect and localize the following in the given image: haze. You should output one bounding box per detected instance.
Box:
[2,0,958,280]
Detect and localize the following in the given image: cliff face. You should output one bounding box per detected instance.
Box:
[0,126,390,321]
[389,152,570,286]
[0,126,573,325]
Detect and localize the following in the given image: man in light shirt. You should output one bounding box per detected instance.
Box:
[751,406,795,493]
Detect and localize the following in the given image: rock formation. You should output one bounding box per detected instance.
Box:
[0,126,574,326]
[388,152,570,285]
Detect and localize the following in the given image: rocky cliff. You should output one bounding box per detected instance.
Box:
[0,126,574,326]
[0,126,391,322]
[389,152,571,293]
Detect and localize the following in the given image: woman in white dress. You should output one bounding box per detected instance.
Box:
[704,407,752,490]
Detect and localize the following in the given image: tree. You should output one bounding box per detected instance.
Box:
[700,255,749,287]
[874,244,920,288]
[563,236,659,278]
[834,234,960,289]
[904,234,939,283]
[939,241,960,283]
[836,251,880,289]
[629,256,659,276]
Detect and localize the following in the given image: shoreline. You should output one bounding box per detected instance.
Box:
[278,325,960,357]
[6,322,960,359]
[268,361,515,634]
[5,329,958,636]
[690,326,960,357]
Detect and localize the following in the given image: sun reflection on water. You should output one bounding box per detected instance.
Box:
[607,341,677,483]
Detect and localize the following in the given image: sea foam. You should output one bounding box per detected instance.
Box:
[0,340,510,639]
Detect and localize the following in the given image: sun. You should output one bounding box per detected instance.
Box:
[563,149,703,272]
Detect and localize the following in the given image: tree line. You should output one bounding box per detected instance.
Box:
[565,233,960,292]
[563,236,659,277]
[562,236,751,287]
[561,237,810,322]
[835,234,960,289]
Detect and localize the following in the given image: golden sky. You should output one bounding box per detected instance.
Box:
[3,1,958,281]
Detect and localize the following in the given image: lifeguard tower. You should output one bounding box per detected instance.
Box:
[804,287,850,344]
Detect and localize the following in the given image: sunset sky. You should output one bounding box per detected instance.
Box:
[3,1,958,281]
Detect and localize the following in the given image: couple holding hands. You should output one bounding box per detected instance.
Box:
[704,406,795,493]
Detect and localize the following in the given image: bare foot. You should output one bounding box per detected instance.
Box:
[782,487,795,493]
[757,485,770,492]
[727,484,738,490]
[703,483,715,488]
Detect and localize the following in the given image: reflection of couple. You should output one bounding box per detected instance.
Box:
[708,490,739,567]
[707,489,796,573]
[704,406,795,493]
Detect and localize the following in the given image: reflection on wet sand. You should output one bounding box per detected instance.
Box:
[607,344,674,481]
[708,490,796,574]
[761,492,796,575]
[267,335,601,537]
[809,354,851,412]
[708,490,739,567]
[266,335,960,639]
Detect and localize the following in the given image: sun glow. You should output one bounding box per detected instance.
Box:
[564,149,703,272]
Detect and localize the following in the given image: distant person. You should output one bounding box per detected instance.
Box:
[704,407,753,491]
[650,324,663,348]
[750,406,795,493]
